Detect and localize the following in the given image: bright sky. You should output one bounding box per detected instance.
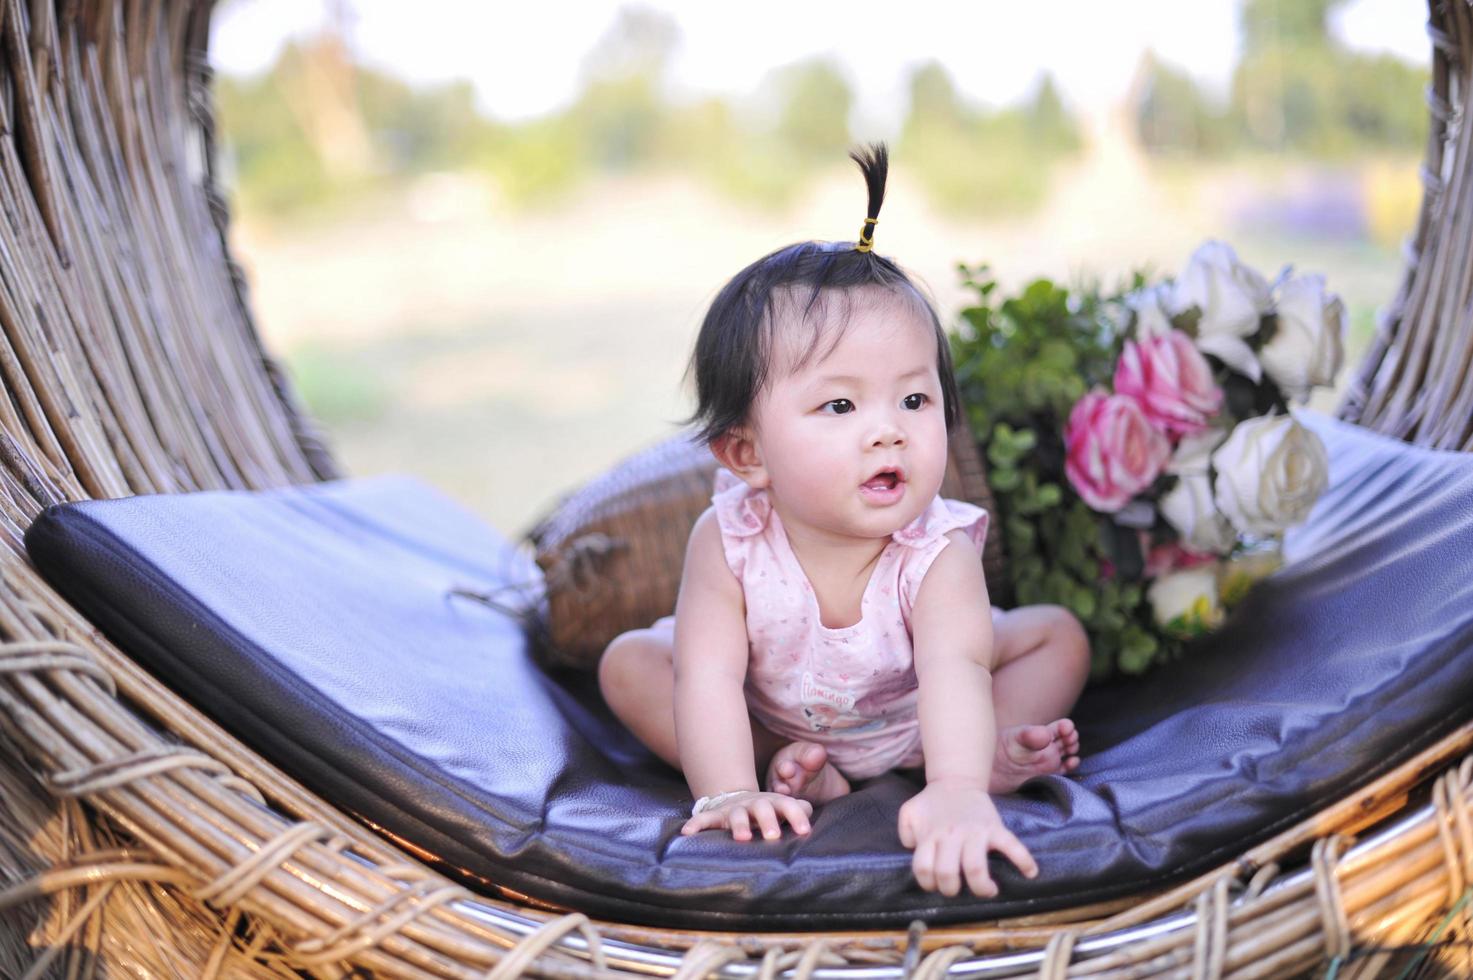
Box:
[211,0,1427,132]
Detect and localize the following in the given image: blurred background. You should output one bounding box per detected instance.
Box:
[209,0,1429,537]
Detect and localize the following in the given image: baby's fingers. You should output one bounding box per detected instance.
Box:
[749,798,783,841]
[993,827,1038,879]
[960,837,997,898]
[911,837,939,893]
[680,809,726,837]
[933,833,965,897]
[728,805,754,842]
[776,797,813,835]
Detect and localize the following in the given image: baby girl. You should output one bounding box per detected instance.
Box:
[599,144,1090,898]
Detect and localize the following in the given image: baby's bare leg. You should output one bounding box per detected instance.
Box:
[597,624,786,772]
[991,605,1091,727]
[987,604,1091,792]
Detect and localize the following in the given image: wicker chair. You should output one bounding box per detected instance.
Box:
[2,2,1472,977]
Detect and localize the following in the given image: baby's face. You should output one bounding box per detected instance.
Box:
[748,287,948,547]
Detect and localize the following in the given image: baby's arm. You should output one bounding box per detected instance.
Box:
[674,510,812,841]
[902,530,1038,896]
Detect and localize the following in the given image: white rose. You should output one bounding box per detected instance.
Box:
[1261,274,1345,402]
[1161,475,1236,555]
[1126,284,1174,338]
[1147,566,1223,632]
[1211,415,1330,536]
[1160,430,1236,554]
[1171,240,1272,382]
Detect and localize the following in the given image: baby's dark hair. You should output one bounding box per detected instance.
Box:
[687,143,960,444]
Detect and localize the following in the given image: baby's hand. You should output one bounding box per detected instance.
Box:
[897,779,1038,897]
[681,790,813,841]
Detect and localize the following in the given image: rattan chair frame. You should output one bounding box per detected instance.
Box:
[3,1,1473,977]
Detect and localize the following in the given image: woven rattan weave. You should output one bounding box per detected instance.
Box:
[3,2,1473,977]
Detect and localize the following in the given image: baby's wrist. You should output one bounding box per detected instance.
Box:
[691,789,759,816]
[925,773,989,792]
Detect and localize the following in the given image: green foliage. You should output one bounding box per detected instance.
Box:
[768,58,856,165]
[217,14,1085,222]
[479,116,589,206]
[1133,53,1239,157]
[900,65,1083,218]
[217,38,502,216]
[1133,0,1428,159]
[952,268,1181,679]
[1231,46,1426,156]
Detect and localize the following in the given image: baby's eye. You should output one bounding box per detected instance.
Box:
[820,399,855,415]
[902,393,929,410]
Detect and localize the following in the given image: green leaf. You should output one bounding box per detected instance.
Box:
[988,440,1020,468]
[1039,339,1078,372]
[1118,626,1160,673]
[1067,587,1097,619]
[989,467,1021,492]
[1006,516,1036,549]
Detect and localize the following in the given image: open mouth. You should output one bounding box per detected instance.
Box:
[861,469,904,492]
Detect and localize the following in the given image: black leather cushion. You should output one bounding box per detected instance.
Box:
[24,415,1473,929]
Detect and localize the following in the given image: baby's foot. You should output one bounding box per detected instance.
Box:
[990,720,1081,794]
[767,741,852,805]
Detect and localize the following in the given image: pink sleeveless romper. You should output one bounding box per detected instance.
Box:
[703,468,990,780]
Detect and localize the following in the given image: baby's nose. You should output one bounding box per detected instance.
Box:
[870,421,906,447]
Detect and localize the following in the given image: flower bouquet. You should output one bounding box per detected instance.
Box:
[952,241,1346,677]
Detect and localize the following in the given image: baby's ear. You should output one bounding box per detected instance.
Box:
[710,429,769,488]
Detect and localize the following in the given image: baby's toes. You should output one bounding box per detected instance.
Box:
[796,742,829,775]
[1013,724,1056,755]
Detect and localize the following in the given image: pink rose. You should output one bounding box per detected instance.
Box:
[1064,390,1172,512]
[1114,330,1223,438]
[1144,541,1219,578]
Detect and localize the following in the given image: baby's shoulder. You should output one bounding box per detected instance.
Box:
[685,505,723,556]
[909,527,989,605]
[940,527,983,556]
[679,506,746,604]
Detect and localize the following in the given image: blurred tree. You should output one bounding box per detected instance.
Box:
[357,74,486,171]
[1026,74,1081,154]
[571,6,680,170]
[1133,0,1425,158]
[282,25,374,177]
[219,42,504,216]
[1132,52,1235,156]
[908,61,966,130]
[898,62,1081,218]
[768,57,855,164]
[217,45,338,215]
[1240,0,1342,52]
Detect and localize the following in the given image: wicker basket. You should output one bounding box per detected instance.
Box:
[2,1,1472,977]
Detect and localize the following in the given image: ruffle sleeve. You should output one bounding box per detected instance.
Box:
[710,468,772,578]
[894,497,991,613]
[892,497,989,552]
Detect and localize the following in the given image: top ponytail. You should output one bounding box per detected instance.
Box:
[687,140,960,442]
[849,142,888,253]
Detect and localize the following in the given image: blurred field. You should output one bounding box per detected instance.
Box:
[231,115,1413,538]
